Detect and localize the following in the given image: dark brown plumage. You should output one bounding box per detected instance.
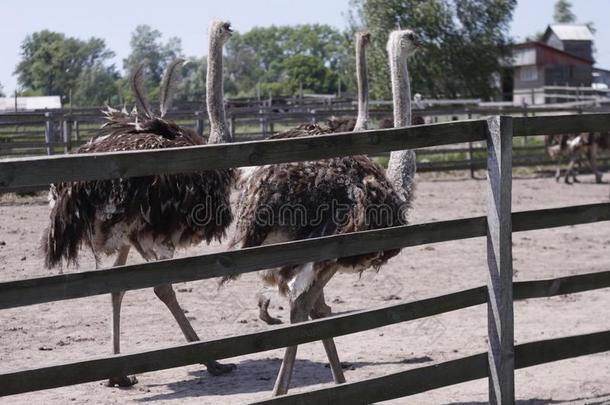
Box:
[230,148,409,295]
[326,116,357,133]
[43,112,237,268]
[379,115,425,129]
[267,123,333,139]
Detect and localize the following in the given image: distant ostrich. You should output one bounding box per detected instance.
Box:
[42,20,237,387]
[229,29,420,396]
[324,33,371,134]
[546,132,607,184]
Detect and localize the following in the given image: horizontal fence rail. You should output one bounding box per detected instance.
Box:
[253,330,610,405]
[2,113,610,190]
[0,203,608,310]
[0,119,487,189]
[1,270,608,397]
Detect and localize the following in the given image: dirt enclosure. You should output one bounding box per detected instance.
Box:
[0,171,609,405]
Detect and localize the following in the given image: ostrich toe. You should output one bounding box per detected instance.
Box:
[205,360,236,376]
[107,375,138,387]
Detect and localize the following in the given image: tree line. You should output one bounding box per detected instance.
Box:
[9,0,581,107]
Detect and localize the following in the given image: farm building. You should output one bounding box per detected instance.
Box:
[505,24,610,105]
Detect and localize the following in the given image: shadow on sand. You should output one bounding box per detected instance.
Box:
[443,394,610,405]
[135,356,424,402]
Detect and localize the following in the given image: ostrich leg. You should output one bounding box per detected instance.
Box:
[554,158,562,182]
[153,283,236,376]
[257,291,282,325]
[107,245,138,387]
[565,155,578,184]
[587,143,603,183]
[309,290,346,385]
[273,267,342,396]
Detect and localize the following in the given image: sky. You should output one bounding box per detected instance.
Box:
[1,0,609,95]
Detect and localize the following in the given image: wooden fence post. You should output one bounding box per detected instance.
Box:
[486,115,514,405]
[195,111,205,137]
[74,120,81,144]
[259,108,266,138]
[467,113,475,179]
[230,114,236,140]
[44,112,55,156]
[62,116,72,154]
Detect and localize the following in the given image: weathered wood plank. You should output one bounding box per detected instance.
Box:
[0,287,488,397]
[514,270,610,300]
[512,202,610,232]
[253,330,610,405]
[485,116,514,404]
[0,217,486,310]
[0,203,608,310]
[0,119,487,189]
[513,113,610,137]
[1,270,609,397]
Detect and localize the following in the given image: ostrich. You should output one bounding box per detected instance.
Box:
[324,33,371,134]
[42,20,237,387]
[229,29,420,396]
[254,32,372,325]
[546,132,607,184]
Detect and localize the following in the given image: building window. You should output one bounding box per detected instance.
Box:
[520,66,538,82]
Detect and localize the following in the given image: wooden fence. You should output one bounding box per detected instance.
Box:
[0,113,610,403]
[3,102,610,168]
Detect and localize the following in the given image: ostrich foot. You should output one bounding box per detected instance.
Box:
[573,177,581,183]
[205,360,236,376]
[258,295,283,325]
[107,375,138,387]
[596,174,603,184]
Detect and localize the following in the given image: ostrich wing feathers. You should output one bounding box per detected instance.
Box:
[160,58,186,117]
[130,61,153,119]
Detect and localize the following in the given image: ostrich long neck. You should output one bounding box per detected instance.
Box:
[386,39,416,196]
[354,37,369,131]
[206,33,230,144]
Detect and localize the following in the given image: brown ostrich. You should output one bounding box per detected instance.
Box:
[546,132,608,184]
[228,29,420,396]
[42,20,237,387]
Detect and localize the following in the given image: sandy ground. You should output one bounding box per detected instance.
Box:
[1,171,609,405]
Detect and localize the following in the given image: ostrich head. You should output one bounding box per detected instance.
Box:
[356,31,371,47]
[209,20,233,44]
[387,29,420,59]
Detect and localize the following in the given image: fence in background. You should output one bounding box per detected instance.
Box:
[0,113,609,403]
[3,103,610,188]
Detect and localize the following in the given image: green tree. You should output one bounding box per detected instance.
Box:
[282,55,339,94]
[349,0,516,100]
[554,0,576,23]
[224,24,350,97]
[15,30,115,99]
[175,57,206,102]
[123,25,183,91]
[0,82,4,97]
[72,63,120,106]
